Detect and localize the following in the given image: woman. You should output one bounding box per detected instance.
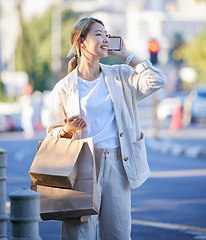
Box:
[47,17,167,240]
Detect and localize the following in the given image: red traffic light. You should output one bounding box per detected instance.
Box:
[148,40,160,53]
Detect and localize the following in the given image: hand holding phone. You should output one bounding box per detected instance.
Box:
[108,36,130,63]
[108,37,121,51]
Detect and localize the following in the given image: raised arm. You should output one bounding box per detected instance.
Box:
[109,36,167,101]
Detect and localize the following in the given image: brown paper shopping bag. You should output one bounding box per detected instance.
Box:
[29,136,84,189]
[31,138,100,221]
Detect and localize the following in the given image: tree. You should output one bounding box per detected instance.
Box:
[61,10,80,78]
[16,6,80,91]
[16,5,54,91]
[173,31,206,84]
[0,76,7,101]
[15,6,123,92]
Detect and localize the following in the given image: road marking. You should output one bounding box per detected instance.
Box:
[131,219,206,233]
[150,169,206,178]
[7,176,30,183]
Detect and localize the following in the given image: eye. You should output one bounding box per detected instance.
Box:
[96,34,101,36]
[106,34,109,37]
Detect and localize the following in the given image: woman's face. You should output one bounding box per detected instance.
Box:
[81,22,109,59]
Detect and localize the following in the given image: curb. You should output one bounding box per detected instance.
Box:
[146,139,206,158]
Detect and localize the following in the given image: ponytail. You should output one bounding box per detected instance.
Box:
[68,55,78,73]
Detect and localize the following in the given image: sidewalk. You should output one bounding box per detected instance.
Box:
[143,124,206,158]
[0,129,46,141]
[1,123,205,159]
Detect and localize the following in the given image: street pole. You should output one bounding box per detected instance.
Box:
[148,40,160,139]
[51,7,62,79]
[152,92,159,139]
[0,148,8,240]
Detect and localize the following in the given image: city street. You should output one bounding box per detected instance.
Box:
[1,0,206,239]
[1,97,206,240]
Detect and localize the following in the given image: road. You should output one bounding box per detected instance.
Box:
[0,97,206,239]
[131,151,206,239]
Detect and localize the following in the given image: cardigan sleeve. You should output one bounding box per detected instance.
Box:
[46,86,67,137]
[126,59,167,101]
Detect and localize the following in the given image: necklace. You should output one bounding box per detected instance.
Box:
[78,67,101,81]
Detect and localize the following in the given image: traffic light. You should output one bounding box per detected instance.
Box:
[148,40,160,65]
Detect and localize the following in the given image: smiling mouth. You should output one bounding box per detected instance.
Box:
[100,46,108,50]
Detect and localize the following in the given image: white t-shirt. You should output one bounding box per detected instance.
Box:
[78,72,120,149]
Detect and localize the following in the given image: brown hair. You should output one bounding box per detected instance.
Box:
[67,17,104,73]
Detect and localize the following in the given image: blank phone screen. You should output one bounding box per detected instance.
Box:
[108,37,121,51]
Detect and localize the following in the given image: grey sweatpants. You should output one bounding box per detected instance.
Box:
[61,148,131,240]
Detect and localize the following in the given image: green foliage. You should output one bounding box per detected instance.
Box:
[100,55,124,65]
[0,76,7,102]
[16,6,80,91]
[174,31,206,84]
[15,6,125,91]
[16,5,54,91]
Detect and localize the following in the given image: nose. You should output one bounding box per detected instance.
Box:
[103,35,109,43]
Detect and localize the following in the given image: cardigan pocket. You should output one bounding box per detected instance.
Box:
[131,132,149,178]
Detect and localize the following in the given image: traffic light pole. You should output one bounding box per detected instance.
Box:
[152,92,159,139]
[148,40,160,139]
[150,52,158,65]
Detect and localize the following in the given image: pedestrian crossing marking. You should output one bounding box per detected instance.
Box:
[131,219,206,233]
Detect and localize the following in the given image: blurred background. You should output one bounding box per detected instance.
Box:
[0,0,206,137]
[1,1,206,239]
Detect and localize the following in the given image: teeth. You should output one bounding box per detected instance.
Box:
[101,46,108,49]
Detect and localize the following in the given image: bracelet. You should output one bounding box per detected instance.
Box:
[62,128,68,134]
[125,54,135,65]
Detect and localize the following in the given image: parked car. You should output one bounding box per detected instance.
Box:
[0,115,8,132]
[7,113,23,131]
[157,92,186,120]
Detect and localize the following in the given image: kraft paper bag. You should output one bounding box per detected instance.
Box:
[29,136,85,189]
[31,138,100,221]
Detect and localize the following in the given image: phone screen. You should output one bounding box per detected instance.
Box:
[108,37,121,51]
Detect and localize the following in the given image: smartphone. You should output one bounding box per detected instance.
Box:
[108,37,121,51]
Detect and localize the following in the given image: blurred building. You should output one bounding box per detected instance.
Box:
[0,0,206,72]
[126,0,206,62]
[0,0,61,72]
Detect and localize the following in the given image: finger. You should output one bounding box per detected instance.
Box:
[79,121,87,129]
[78,119,86,128]
[74,117,83,127]
[121,39,125,46]
[79,122,87,130]
[68,115,78,122]
[81,123,87,129]
[79,119,87,129]
[73,119,80,127]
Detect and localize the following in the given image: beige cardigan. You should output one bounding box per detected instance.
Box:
[47,59,167,189]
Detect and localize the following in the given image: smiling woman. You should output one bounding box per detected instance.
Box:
[46,17,167,240]
[67,18,106,75]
